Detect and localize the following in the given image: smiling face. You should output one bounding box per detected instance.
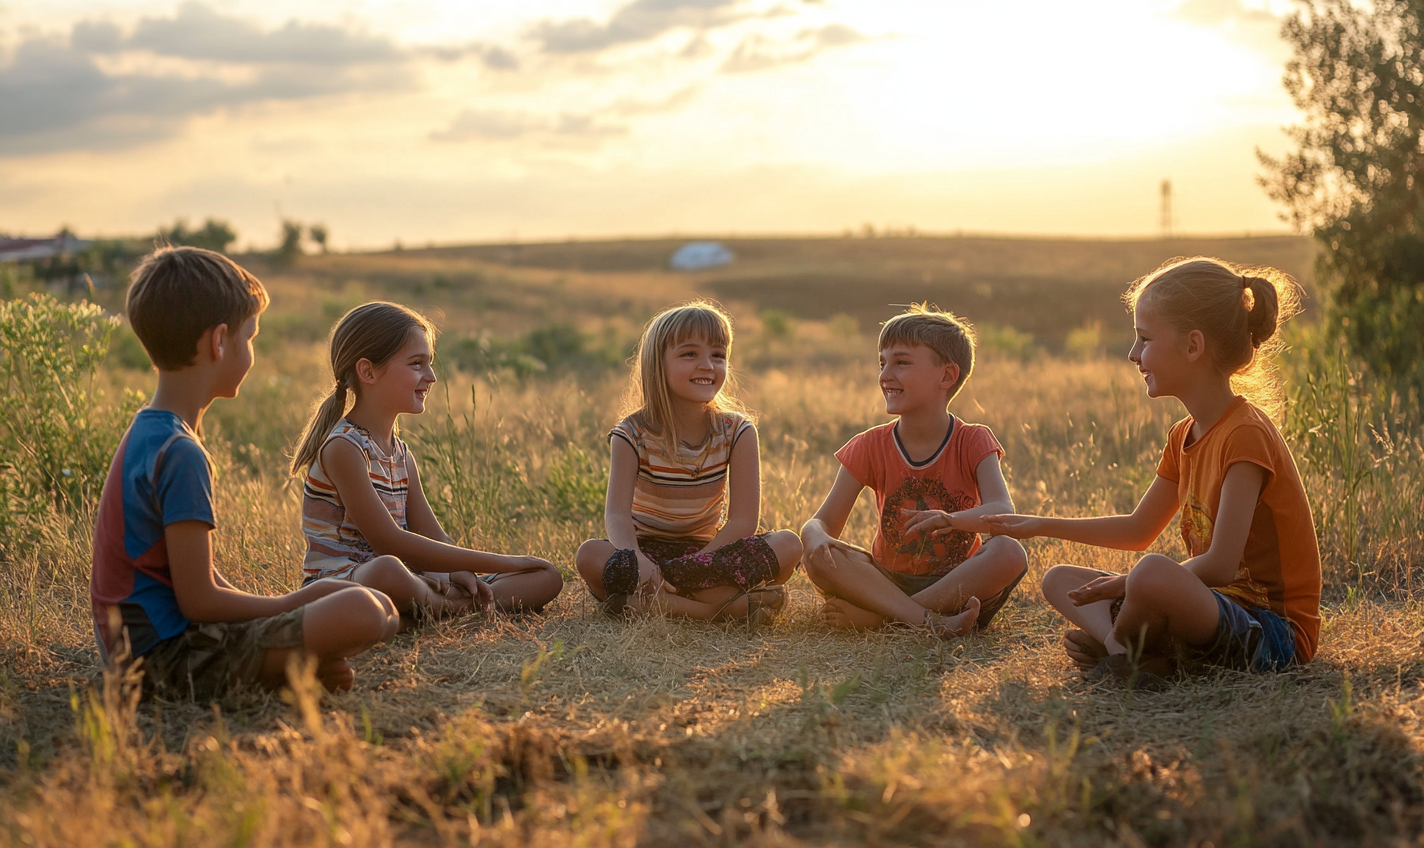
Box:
[662,334,727,408]
[367,330,437,415]
[878,343,958,416]
[1128,305,1191,399]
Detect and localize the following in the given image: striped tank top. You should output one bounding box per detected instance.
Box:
[611,411,752,541]
[301,419,410,578]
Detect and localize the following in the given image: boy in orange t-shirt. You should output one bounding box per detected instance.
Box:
[801,306,1029,638]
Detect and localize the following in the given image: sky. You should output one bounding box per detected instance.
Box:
[0,0,1302,249]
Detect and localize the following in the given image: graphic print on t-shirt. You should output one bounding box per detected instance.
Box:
[881,477,978,571]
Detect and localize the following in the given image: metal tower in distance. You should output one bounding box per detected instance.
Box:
[1160,179,1173,238]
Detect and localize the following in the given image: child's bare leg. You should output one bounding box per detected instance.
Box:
[913,536,1027,619]
[765,530,803,583]
[804,546,930,629]
[256,585,398,691]
[1111,554,1221,657]
[486,559,564,612]
[351,555,472,619]
[576,540,617,598]
[1042,564,1118,668]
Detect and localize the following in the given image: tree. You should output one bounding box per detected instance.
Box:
[309,223,329,254]
[275,219,305,265]
[158,218,237,253]
[1261,0,1424,394]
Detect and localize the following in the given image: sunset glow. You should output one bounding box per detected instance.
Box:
[1,0,1299,247]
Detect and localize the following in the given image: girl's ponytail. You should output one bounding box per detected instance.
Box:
[289,302,436,476]
[1243,274,1280,350]
[1125,258,1302,422]
[290,382,350,475]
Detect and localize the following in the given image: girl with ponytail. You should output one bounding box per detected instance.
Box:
[985,258,1322,683]
[292,302,562,621]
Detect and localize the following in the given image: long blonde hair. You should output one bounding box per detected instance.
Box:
[1124,257,1303,422]
[290,302,436,474]
[620,301,752,449]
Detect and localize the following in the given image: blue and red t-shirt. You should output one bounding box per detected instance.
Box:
[90,409,214,661]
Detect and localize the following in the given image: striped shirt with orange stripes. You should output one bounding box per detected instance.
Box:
[301,419,410,581]
[612,411,752,542]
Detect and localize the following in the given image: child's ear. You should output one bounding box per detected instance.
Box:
[195,324,227,364]
[1183,329,1206,362]
[940,361,961,390]
[355,357,377,384]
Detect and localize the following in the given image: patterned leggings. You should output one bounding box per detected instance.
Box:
[602,534,781,597]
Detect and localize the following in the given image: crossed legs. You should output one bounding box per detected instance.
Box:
[805,536,1028,637]
[1041,555,1222,670]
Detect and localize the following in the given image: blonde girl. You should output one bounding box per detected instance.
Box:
[575,302,802,622]
[986,258,1321,681]
[292,302,563,620]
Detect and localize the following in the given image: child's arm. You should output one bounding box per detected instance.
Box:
[696,424,761,553]
[982,475,1180,551]
[1180,461,1266,586]
[168,521,353,622]
[800,466,871,568]
[321,439,539,575]
[605,435,665,590]
[901,453,1014,537]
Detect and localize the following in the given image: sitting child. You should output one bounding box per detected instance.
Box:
[986,258,1320,681]
[801,305,1028,637]
[91,247,399,699]
[575,301,802,624]
[290,302,563,619]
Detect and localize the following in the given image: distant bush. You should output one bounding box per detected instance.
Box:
[977,324,1036,362]
[158,218,237,253]
[0,295,142,542]
[1064,321,1104,360]
[442,324,627,379]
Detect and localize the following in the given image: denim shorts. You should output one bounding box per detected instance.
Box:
[1190,591,1296,673]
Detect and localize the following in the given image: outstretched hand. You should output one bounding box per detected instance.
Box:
[981,514,1044,540]
[901,508,988,538]
[1067,573,1127,606]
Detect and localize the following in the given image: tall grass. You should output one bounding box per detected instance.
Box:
[2,288,1422,847]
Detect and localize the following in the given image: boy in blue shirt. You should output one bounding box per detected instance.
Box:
[90,246,398,699]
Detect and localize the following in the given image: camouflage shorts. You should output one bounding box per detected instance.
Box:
[135,608,306,701]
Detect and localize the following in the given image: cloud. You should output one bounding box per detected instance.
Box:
[531,0,755,54]
[0,4,418,153]
[431,87,699,144]
[427,43,521,71]
[722,23,867,73]
[1172,0,1277,27]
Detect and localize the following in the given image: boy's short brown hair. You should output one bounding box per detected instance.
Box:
[878,304,977,403]
[126,246,269,370]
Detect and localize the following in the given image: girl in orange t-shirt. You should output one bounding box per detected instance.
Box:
[986,257,1321,681]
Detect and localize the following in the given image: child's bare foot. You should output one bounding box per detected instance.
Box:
[317,658,355,692]
[822,598,887,630]
[1063,628,1107,670]
[713,586,787,623]
[924,596,980,639]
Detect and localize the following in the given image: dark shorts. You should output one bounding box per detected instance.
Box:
[1189,591,1296,673]
[135,608,306,700]
[873,560,1027,631]
[599,534,781,597]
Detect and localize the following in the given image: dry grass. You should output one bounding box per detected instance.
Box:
[2,238,1422,847]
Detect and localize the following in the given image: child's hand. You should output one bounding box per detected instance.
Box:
[805,533,869,569]
[1068,574,1127,606]
[450,571,495,613]
[901,508,988,537]
[982,514,1043,539]
[635,553,673,594]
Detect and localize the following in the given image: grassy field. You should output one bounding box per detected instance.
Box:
[2,234,1423,847]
